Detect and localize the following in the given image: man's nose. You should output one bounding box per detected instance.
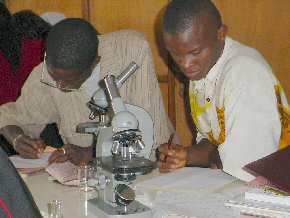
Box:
[179,55,193,69]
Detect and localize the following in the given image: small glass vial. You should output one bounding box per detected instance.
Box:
[47,200,63,218]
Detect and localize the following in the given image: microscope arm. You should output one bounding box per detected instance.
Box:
[103,75,139,133]
[88,62,139,119]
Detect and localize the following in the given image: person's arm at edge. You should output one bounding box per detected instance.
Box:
[0,125,24,146]
[0,64,59,157]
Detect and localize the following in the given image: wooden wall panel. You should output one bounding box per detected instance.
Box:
[89,0,169,76]
[6,0,84,18]
[213,0,290,99]
[88,0,176,126]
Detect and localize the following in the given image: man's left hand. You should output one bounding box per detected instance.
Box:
[48,144,92,165]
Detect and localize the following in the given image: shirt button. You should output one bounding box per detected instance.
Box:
[206,97,211,102]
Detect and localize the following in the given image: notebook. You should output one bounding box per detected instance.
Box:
[243,146,290,194]
[45,161,78,185]
[9,147,78,185]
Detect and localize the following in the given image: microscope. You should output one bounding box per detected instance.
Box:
[76,62,156,218]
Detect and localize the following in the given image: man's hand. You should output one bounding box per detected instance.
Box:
[48,144,92,166]
[14,134,46,159]
[157,139,222,172]
[157,143,188,172]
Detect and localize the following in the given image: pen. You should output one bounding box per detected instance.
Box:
[164,133,174,162]
[167,133,174,150]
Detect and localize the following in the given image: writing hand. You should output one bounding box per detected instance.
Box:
[48,144,92,166]
[14,134,46,159]
[157,142,188,172]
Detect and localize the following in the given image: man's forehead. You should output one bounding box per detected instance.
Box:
[164,27,204,50]
[164,17,216,48]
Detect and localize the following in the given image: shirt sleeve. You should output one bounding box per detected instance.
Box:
[116,31,176,160]
[138,39,176,159]
[0,64,59,130]
[218,57,281,181]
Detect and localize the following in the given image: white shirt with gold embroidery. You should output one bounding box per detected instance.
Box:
[189,37,289,181]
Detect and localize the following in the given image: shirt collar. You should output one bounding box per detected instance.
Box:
[190,37,233,90]
[205,36,232,82]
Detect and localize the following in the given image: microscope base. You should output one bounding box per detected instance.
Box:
[88,198,152,218]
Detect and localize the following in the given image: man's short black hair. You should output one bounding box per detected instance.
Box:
[163,0,222,35]
[45,18,98,72]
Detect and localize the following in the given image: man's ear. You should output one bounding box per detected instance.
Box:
[217,24,228,41]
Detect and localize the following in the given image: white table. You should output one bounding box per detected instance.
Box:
[23,170,249,218]
[24,173,97,217]
[23,171,163,217]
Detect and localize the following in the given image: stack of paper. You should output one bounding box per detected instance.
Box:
[226,147,290,217]
[225,187,290,217]
[225,198,290,218]
[245,188,290,207]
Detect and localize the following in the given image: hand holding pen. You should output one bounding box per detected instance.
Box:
[163,133,174,162]
[157,133,188,172]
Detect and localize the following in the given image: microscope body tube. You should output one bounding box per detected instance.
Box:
[103,75,126,114]
[115,62,139,88]
[91,62,139,109]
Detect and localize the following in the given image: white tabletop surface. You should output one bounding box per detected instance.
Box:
[23,170,249,218]
[23,172,97,217]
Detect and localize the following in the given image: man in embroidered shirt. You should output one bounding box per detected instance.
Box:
[0,18,174,165]
[157,0,289,181]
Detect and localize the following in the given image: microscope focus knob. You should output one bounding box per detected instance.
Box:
[115,184,135,206]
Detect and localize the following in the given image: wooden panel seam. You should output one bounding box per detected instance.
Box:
[82,0,90,21]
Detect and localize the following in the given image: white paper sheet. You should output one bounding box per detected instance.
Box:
[136,167,237,193]
[152,192,240,218]
[9,153,51,169]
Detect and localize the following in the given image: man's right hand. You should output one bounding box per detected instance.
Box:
[157,138,223,172]
[13,134,46,159]
[157,143,188,172]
